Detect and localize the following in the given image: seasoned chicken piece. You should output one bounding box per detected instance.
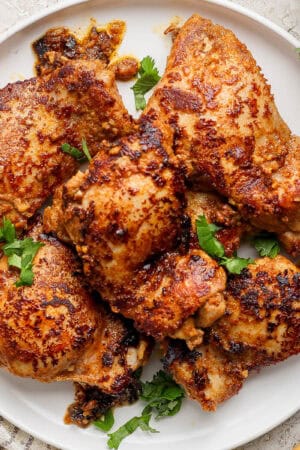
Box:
[111,248,226,344]
[186,190,247,255]
[164,256,300,410]
[44,177,228,348]
[0,60,133,230]
[0,222,151,400]
[145,14,300,252]
[44,114,186,297]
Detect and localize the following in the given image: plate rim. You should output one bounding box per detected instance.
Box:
[0,1,299,449]
[0,0,299,47]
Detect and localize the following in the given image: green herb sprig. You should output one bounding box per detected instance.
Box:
[94,370,184,449]
[0,218,44,287]
[196,215,253,274]
[131,56,161,111]
[94,410,115,432]
[61,138,92,162]
[253,233,280,258]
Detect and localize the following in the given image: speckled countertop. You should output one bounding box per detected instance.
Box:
[0,1,299,450]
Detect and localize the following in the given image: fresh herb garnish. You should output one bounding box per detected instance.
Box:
[61,138,92,162]
[253,234,280,258]
[94,409,115,432]
[95,370,184,449]
[131,56,161,111]
[0,218,44,287]
[81,138,92,162]
[196,215,253,274]
[140,370,185,419]
[107,413,157,449]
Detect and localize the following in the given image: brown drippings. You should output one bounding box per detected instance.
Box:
[32,20,126,76]
[110,56,139,81]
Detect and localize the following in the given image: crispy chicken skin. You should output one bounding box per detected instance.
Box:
[0,222,151,393]
[44,179,228,347]
[164,256,300,410]
[0,60,133,230]
[145,14,300,243]
[111,249,226,343]
[44,114,186,296]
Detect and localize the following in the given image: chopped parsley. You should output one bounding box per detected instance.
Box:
[107,414,157,449]
[0,218,44,287]
[196,215,253,274]
[61,138,92,162]
[94,409,115,432]
[95,370,184,449]
[140,370,185,419]
[253,233,280,258]
[131,56,161,111]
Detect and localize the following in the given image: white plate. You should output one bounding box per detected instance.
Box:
[0,1,299,450]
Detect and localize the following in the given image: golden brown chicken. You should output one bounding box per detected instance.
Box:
[0,221,151,424]
[0,59,133,230]
[45,177,250,348]
[43,114,186,296]
[145,14,300,252]
[164,256,300,411]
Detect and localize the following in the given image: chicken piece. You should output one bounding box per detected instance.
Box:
[44,114,186,297]
[44,179,227,348]
[164,256,300,410]
[145,14,300,251]
[0,222,151,405]
[0,60,133,230]
[111,248,226,344]
[278,231,300,259]
[163,339,247,411]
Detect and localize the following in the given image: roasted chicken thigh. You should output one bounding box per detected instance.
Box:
[0,60,133,230]
[145,14,300,251]
[164,256,300,411]
[0,222,151,398]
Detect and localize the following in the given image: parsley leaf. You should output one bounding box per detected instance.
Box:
[141,370,185,419]
[97,371,184,449]
[107,413,158,449]
[253,234,280,258]
[196,216,224,258]
[61,139,92,162]
[0,218,44,287]
[94,409,114,432]
[0,217,16,243]
[131,56,161,111]
[196,215,253,274]
[82,139,92,162]
[219,255,254,274]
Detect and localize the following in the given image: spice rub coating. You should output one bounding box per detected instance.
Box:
[44,114,186,299]
[164,256,300,411]
[145,14,300,248]
[0,221,151,393]
[0,60,133,230]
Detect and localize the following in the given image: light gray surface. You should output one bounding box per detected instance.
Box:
[0,1,299,450]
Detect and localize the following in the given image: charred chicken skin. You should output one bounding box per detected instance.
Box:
[164,256,300,411]
[145,14,300,250]
[0,222,151,397]
[0,59,133,230]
